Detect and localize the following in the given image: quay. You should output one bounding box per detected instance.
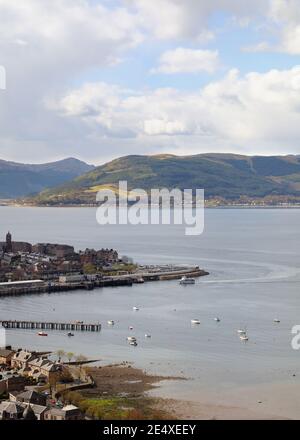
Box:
[0,266,208,298]
[0,320,101,332]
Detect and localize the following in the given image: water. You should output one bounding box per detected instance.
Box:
[1,207,300,401]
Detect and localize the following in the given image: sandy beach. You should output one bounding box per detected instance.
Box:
[156,380,300,420]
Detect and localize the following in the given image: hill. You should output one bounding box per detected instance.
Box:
[26,153,300,206]
[0,157,94,198]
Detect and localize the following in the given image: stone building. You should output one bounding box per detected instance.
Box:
[32,243,75,258]
[0,374,26,395]
[0,232,32,254]
[44,404,82,421]
[0,348,15,366]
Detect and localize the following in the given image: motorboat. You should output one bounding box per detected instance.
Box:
[240,335,249,341]
[237,329,246,335]
[133,307,139,311]
[180,276,195,285]
[145,334,151,338]
[214,317,221,322]
[129,341,138,346]
[38,332,48,337]
[274,319,280,323]
[127,336,137,342]
[129,326,134,331]
[191,319,201,325]
[136,278,145,284]
[67,332,74,337]
[107,320,115,326]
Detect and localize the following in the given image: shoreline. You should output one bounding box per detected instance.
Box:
[64,363,294,420]
[2,203,300,210]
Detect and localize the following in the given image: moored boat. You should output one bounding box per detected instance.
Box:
[127,336,137,342]
[191,319,200,325]
[129,341,138,346]
[38,332,48,337]
[180,276,195,285]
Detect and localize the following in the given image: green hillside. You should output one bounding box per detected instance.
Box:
[0,157,94,198]
[26,153,300,205]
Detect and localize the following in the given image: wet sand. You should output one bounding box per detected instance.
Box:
[85,363,184,398]
[155,381,300,420]
[85,364,296,419]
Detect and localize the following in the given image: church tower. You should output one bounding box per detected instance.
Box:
[5,231,12,253]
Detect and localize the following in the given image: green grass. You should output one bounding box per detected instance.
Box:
[62,391,173,420]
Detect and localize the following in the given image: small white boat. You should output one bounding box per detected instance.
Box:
[133,307,139,311]
[237,329,246,334]
[129,326,134,331]
[127,336,137,342]
[107,320,115,326]
[180,276,195,285]
[274,319,280,323]
[191,319,201,325]
[129,341,138,346]
[38,332,48,337]
[214,317,221,322]
[136,277,145,284]
[240,335,249,341]
[145,334,151,338]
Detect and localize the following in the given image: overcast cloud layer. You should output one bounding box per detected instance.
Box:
[1,0,300,164]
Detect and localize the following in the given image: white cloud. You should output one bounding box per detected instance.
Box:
[0,0,143,162]
[144,119,187,135]
[52,65,300,156]
[246,0,300,55]
[0,0,300,163]
[128,0,268,41]
[151,47,219,74]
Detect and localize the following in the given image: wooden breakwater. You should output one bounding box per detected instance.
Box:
[0,320,101,332]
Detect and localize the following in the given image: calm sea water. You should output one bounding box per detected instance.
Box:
[1,207,300,399]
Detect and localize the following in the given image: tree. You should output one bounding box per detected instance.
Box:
[56,349,66,363]
[83,263,96,274]
[66,352,74,363]
[75,354,88,379]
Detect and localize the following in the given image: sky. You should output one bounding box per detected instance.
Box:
[1,0,300,164]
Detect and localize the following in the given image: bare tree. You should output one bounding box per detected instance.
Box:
[56,349,66,363]
[66,352,74,363]
[75,354,88,379]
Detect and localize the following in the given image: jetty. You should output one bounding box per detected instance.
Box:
[0,320,101,332]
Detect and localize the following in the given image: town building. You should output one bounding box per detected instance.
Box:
[0,348,15,366]
[44,404,82,421]
[0,373,26,395]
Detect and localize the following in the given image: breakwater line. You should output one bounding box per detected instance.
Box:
[0,319,101,332]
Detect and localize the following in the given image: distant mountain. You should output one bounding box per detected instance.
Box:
[0,157,94,198]
[26,153,300,205]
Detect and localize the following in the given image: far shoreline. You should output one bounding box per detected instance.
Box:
[2,203,300,210]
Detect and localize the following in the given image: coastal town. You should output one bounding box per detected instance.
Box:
[0,231,208,421]
[0,232,207,297]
